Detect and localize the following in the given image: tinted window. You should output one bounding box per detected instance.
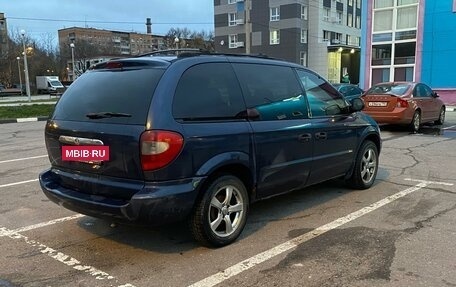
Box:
[53,68,164,124]
[346,86,363,97]
[367,83,411,96]
[296,69,347,117]
[232,63,307,121]
[173,63,245,120]
[414,84,432,98]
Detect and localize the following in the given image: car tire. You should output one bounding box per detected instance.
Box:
[347,141,378,190]
[410,111,421,133]
[434,107,445,125]
[190,175,249,247]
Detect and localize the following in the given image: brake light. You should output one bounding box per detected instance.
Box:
[104,62,123,69]
[140,130,184,171]
[396,98,409,108]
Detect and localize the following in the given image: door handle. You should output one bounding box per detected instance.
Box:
[298,133,312,142]
[315,132,327,140]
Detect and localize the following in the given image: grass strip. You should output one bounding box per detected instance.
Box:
[0,104,55,119]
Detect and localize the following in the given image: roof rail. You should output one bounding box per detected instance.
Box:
[137,49,207,57]
[136,49,277,60]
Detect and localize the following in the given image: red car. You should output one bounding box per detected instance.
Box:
[362,82,445,132]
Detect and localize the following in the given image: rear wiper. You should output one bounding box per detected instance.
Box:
[86,112,132,119]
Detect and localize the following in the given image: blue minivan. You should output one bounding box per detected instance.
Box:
[39,51,381,247]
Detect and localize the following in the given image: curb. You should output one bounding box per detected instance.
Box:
[0,116,48,124]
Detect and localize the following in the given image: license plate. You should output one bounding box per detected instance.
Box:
[62,146,109,162]
[368,102,388,107]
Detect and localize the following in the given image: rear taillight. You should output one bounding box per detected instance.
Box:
[396,98,409,108]
[140,130,184,171]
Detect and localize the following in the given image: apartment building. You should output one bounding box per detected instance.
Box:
[214,0,362,83]
[0,13,8,57]
[58,18,167,80]
[360,0,456,104]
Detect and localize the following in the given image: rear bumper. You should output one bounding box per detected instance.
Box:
[363,108,412,125]
[39,168,205,225]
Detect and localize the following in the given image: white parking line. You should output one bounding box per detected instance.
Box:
[443,125,456,130]
[188,179,453,287]
[0,155,47,164]
[0,227,136,287]
[11,214,85,233]
[0,179,38,188]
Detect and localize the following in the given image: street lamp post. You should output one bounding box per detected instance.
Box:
[20,30,31,102]
[174,36,179,49]
[70,43,76,81]
[16,56,23,96]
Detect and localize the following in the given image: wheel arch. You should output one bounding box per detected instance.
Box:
[345,129,381,180]
[194,152,255,205]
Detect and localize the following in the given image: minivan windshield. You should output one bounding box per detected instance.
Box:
[366,83,410,96]
[52,68,164,124]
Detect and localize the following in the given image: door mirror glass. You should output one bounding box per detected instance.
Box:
[350,98,365,112]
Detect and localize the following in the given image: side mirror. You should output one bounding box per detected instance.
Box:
[350,98,365,112]
[432,91,439,98]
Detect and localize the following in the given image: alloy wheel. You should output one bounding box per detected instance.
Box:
[208,185,245,238]
[361,148,377,184]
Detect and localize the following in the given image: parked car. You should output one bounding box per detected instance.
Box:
[362,82,445,132]
[39,51,381,247]
[333,83,364,101]
[0,84,22,96]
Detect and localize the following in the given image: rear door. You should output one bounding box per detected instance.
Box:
[296,69,358,185]
[414,83,441,121]
[232,63,313,199]
[45,65,165,198]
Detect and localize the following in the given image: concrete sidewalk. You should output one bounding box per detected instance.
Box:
[0,95,58,107]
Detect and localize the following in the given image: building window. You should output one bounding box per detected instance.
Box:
[348,0,353,6]
[301,5,308,20]
[397,0,418,5]
[372,68,391,85]
[228,0,237,4]
[229,34,238,48]
[337,11,343,24]
[270,7,280,21]
[228,13,237,26]
[357,0,361,9]
[374,0,393,8]
[356,15,361,28]
[300,51,307,66]
[374,9,393,31]
[323,30,330,42]
[323,8,330,22]
[397,6,417,29]
[372,44,392,65]
[270,29,280,44]
[301,29,308,43]
[347,13,353,27]
[335,33,342,43]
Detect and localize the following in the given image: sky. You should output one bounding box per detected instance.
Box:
[2,0,215,42]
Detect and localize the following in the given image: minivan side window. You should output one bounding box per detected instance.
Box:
[296,69,348,117]
[173,63,245,120]
[232,63,307,121]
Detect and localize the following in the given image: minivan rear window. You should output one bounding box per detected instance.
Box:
[53,68,164,124]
